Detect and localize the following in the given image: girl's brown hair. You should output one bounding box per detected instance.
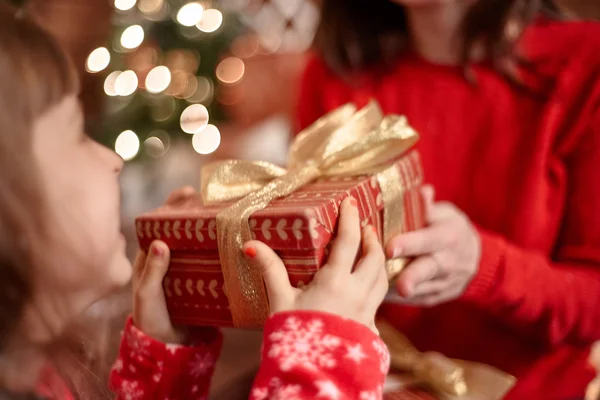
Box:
[313,0,560,83]
[0,0,79,348]
[0,2,110,398]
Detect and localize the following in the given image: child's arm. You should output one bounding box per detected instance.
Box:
[109,318,223,400]
[245,198,390,399]
[251,311,389,399]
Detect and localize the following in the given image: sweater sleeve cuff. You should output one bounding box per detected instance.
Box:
[118,316,223,377]
[263,310,390,378]
[460,227,505,305]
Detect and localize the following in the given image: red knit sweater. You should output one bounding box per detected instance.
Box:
[296,18,600,400]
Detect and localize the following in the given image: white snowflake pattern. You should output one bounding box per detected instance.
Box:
[345,343,367,363]
[118,380,144,400]
[315,380,341,399]
[189,353,214,378]
[166,343,183,355]
[113,358,124,373]
[251,378,302,400]
[372,340,390,374]
[268,317,341,371]
[153,361,163,382]
[360,384,383,400]
[126,328,151,358]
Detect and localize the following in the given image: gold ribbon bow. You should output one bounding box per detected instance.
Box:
[201,101,419,328]
[378,320,516,400]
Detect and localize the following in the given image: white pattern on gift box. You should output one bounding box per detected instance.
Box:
[164,277,172,297]
[173,220,181,239]
[174,279,182,296]
[195,219,204,242]
[136,221,144,238]
[261,219,272,240]
[251,377,302,400]
[185,220,193,239]
[145,221,152,238]
[208,220,216,240]
[276,219,288,240]
[292,219,303,240]
[268,317,341,371]
[249,219,258,239]
[163,221,171,238]
[153,221,161,238]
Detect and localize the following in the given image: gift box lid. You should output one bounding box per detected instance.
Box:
[136,174,382,251]
[136,151,423,252]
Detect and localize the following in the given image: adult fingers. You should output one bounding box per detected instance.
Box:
[385,224,448,258]
[395,256,440,298]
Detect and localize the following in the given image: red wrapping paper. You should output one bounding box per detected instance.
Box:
[136,151,424,327]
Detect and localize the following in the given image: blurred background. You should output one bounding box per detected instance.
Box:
[13,0,600,398]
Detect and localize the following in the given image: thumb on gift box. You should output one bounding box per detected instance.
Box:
[243,241,295,313]
[139,241,171,294]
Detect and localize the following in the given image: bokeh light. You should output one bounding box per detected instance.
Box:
[144,130,170,157]
[192,124,221,154]
[185,76,213,103]
[145,66,172,93]
[216,57,245,85]
[115,0,137,11]
[115,130,140,161]
[177,2,204,27]
[180,104,209,134]
[121,25,145,50]
[197,9,223,33]
[86,47,111,73]
[104,71,122,96]
[150,96,177,122]
[115,70,138,96]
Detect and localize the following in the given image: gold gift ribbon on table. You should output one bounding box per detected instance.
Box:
[377,320,517,400]
[201,101,419,328]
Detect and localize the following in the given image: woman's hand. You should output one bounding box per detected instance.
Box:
[243,197,388,333]
[132,186,196,344]
[384,185,481,306]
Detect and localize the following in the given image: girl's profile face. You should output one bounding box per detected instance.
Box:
[29,95,131,319]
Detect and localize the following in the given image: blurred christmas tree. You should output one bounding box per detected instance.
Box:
[85,0,246,162]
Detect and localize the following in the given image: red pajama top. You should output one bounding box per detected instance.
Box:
[295,18,600,399]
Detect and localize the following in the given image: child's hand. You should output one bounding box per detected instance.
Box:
[243,197,388,333]
[132,241,186,344]
[132,186,196,344]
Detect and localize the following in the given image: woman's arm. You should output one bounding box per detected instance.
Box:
[459,108,600,346]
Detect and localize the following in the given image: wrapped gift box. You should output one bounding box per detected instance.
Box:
[136,150,423,327]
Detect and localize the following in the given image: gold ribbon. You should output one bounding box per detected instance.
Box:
[377,320,517,400]
[201,101,419,328]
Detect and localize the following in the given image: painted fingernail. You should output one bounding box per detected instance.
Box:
[244,246,257,258]
[349,197,357,207]
[151,245,164,257]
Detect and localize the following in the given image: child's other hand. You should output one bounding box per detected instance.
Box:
[133,241,185,344]
[132,186,196,344]
[243,197,388,334]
